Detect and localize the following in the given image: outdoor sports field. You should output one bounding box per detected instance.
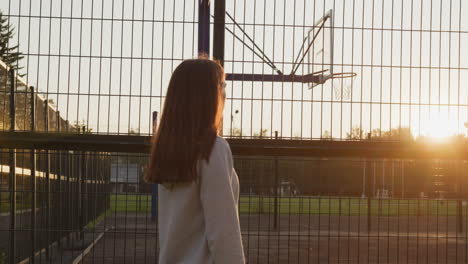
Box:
[109,194,467,216]
[81,194,468,263]
[2,193,464,216]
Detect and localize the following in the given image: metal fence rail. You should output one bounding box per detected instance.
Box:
[0,150,111,263]
[0,64,111,263]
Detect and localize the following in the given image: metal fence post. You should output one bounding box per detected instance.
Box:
[401,160,405,198]
[213,0,225,134]
[198,0,210,55]
[44,99,51,259]
[274,131,279,230]
[56,111,64,241]
[151,111,158,222]
[97,153,102,217]
[30,86,36,263]
[213,0,225,65]
[365,158,372,233]
[106,154,111,210]
[66,149,71,246]
[8,68,16,264]
[365,133,372,233]
[457,160,463,232]
[70,150,74,238]
[80,126,86,240]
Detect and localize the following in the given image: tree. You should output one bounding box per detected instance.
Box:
[0,12,25,130]
[346,126,364,140]
[0,12,24,75]
[73,120,93,133]
[47,98,55,107]
[292,133,302,139]
[231,127,242,137]
[370,127,413,141]
[322,130,333,140]
[346,126,413,141]
[253,129,268,138]
[448,134,466,142]
[129,127,140,135]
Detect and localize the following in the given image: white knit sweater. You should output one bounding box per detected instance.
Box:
[158,137,245,264]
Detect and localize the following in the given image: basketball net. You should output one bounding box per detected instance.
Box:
[330,72,356,101]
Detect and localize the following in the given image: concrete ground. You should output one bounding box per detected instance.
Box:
[81,213,468,263]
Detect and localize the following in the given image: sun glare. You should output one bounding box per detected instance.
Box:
[419,114,459,141]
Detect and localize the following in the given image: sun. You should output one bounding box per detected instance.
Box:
[419,114,459,141]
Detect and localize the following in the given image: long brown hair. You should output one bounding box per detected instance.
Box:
[145,58,225,183]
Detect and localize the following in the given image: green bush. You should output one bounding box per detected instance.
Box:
[0,252,6,264]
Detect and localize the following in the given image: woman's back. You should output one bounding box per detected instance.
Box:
[158,137,245,264]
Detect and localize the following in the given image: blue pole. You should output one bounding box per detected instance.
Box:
[151,184,158,221]
[151,111,158,221]
[198,0,211,55]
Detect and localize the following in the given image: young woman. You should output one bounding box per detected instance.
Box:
[145,58,245,264]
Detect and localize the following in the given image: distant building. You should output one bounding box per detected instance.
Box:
[111,164,141,193]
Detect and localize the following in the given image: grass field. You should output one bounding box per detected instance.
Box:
[0,192,31,214]
[1,193,466,216]
[108,194,468,216]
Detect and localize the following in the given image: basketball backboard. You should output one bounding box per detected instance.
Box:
[225,8,355,95]
[306,10,334,88]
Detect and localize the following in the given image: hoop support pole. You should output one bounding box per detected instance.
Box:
[226,73,321,83]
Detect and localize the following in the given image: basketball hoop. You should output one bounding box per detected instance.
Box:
[330,72,357,79]
[330,72,357,101]
[311,71,356,84]
[223,8,359,95]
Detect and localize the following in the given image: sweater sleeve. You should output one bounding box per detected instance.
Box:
[199,138,245,264]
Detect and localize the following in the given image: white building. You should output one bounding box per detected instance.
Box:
[110,164,140,193]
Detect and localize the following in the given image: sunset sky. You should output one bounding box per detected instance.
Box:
[1,0,467,139]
